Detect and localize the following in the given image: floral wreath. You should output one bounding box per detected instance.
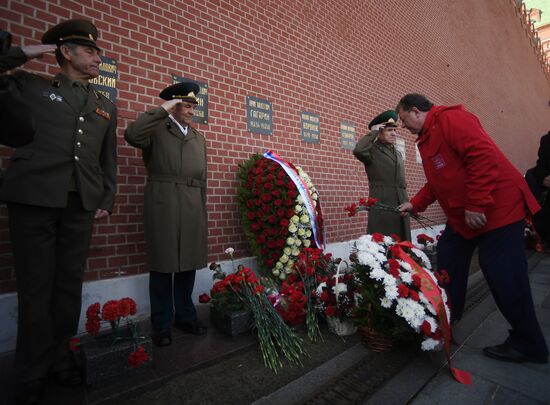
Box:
[237,152,324,280]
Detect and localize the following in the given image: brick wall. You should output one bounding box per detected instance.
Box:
[1,0,549,293]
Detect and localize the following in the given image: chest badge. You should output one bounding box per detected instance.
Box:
[432,154,446,170]
[45,92,63,102]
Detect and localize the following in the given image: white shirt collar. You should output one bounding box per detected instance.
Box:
[169,115,188,136]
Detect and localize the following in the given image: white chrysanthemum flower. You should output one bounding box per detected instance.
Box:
[411,248,431,269]
[225,247,234,255]
[286,237,295,246]
[358,251,376,266]
[365,242,380,255]
[399,271,413,284]
[294,239,302,247]
[380,297,392,308]
[279,254,289,264]
[425,316,438,333]
[305,230,312,237]
[291,248,300,256]
[303,240,311,247]
[382,274,397,287]
[312,193,318,200]
[291,215,300,224]
[284,266,293,274]
[295,205,303,213]
[288,223,297,233]
[369,267,387,281]
[300,214,310,224]
[421,338,439,351]
[383,236,394,245]
[384,284,399,301]
[418,292,437,315]
[395,298,425,328]
[375,252,387,263]
[297,228,306,236]
[272,269,280,276]
[297,195,304,204]
[355,235,373,252]
[279,272,286,280]
[275,261,284,269]
[283,247,291,256]
[398,260,412,272]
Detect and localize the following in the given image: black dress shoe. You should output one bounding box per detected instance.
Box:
[483,343,548,364]
[15,379,45,405]
[174,320,207,335]
[53,367,83,386]
[153,330,172,347]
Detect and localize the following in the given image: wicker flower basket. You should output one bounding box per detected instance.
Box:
[324,260,358,336]
[358,325,393,352]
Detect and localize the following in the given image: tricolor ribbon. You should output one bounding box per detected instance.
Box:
[393,241,472,385]
[263,150,325,250]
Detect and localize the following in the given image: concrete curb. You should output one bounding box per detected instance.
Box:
[252,343,369,405]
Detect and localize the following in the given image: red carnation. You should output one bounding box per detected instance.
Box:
[397,284,410,298]
[324,306,336,318]
[118,297,137,317]
[101,300,120,323]
[409,290,420,302]
[128,346,150,368]
[371,233,384,243]
[199,293,211,303]
[421,320,432,336]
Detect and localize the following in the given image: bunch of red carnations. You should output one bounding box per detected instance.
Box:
[85,297,150,368]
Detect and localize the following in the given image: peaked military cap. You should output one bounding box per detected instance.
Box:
[159,81,200,104]
[368,110,398,129]
[42,19,100,51]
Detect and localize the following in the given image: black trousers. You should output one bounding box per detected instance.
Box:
[8,193,95,382]
[437,220,548,359]
[149,270,197,332]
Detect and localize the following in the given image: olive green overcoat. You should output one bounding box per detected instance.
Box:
[353,130,411,241]
[125,108,207,272]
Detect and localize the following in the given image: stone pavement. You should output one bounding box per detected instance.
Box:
[0,251,548,404]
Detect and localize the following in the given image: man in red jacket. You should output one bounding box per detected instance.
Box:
[397,93,548,364]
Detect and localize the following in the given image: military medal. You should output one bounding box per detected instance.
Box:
[95,107,110,120]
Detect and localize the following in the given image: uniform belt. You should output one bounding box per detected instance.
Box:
[148,175,206,188]
[370,181,406,188]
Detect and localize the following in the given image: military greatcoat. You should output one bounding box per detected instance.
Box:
[125,108,207,273]
[353,130,411,240]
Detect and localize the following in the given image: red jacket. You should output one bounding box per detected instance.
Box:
[410,105,539,239]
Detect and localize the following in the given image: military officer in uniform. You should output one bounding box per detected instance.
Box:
[353,110,411,241]
[0,20,117,404]
[125,81,208,347]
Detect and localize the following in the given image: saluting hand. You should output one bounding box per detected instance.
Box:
[21,44,57,60]
[465,209,487,229]
[161,99,181,115]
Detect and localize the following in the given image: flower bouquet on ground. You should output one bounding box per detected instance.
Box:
[270,247,330,342]
[82,298,151,385]
[352,233,451,352]
[210,265,306,372]
[316,260,360,336]
[209,261,254,336]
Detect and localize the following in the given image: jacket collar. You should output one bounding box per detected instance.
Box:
[417,105,464,144]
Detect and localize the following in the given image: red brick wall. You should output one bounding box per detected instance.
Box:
[1,0,549,292]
